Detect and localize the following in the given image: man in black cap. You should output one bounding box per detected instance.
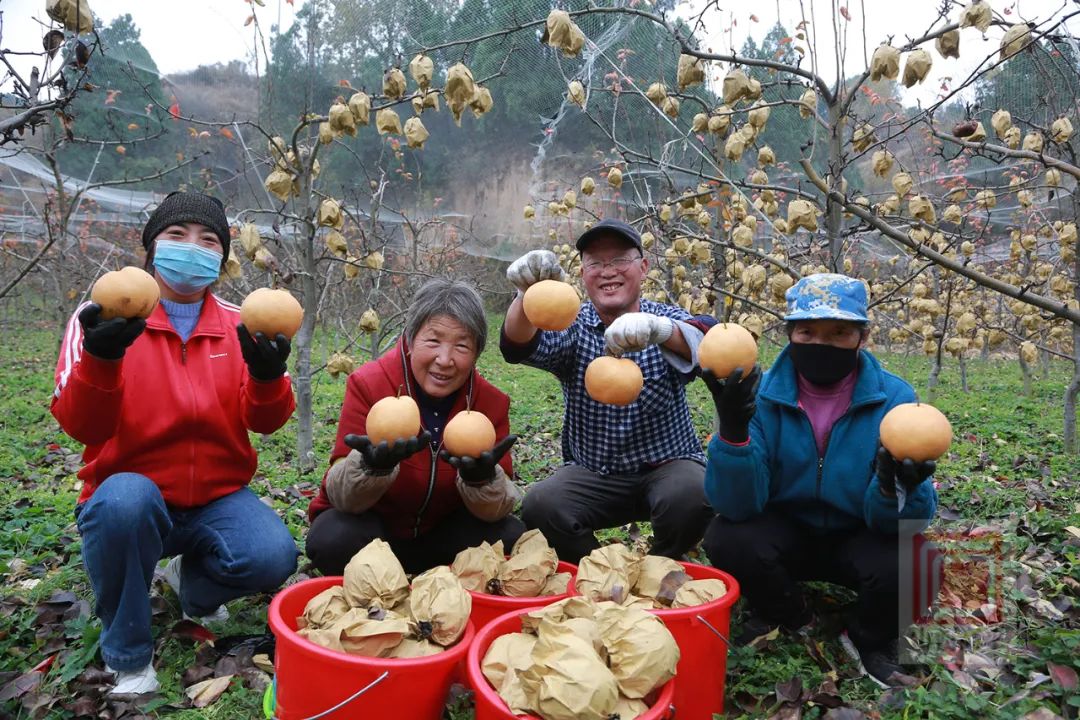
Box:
[501,218,715,562]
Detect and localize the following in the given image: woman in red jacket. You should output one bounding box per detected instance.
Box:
[52,192,298,696]
[306,278,524,575]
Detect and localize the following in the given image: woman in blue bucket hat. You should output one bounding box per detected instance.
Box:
[699,273,940,687]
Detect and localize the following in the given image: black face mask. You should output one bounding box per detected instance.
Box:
[789,342,859,386]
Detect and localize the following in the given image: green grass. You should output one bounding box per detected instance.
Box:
[1,323,1078,718]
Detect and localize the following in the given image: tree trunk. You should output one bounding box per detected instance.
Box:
[927,354,942,399]
[1019,355,1033,397]
[825,101,845,269]
[1065,243,1080,453]
[294,223,319,474]
[959,354,969,393]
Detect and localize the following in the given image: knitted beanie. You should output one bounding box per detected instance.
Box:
[142,191,231,267]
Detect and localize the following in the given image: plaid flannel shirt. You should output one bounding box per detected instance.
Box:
[501,300,708,476]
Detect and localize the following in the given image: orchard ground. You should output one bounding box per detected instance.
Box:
[0,319,1078,719]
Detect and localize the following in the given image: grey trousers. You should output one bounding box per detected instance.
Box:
[520,459,712,563]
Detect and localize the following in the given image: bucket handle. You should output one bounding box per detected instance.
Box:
[295,670,390,720]
[695,614,732,648]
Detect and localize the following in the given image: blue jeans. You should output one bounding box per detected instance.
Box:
[76,473,298,671]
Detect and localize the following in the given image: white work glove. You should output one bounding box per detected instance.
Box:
[506,250,566,293]
[605,312,675,355]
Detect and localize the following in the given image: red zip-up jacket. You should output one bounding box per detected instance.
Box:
[52,294,296,508]
[307,338,512,538]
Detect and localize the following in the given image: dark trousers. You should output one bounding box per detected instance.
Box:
[306,506,526,576]
[704,510,939,650]
[520,460,712,564]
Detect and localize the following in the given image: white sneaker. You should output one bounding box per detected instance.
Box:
[106,663,161,695]
[157,555,230,625]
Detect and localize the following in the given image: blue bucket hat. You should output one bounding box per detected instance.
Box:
[784,273,869,323]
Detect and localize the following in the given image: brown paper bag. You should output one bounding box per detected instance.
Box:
[409,566,471,646]
[342,538,409,610]
[632,556,683,600]
[671,578,729,608]
[870,45,900,82]
[297,626,345,653]
[520,618,619,720]
[612,695,650,720]
[574,545,641,603]
[46,0,94,33]
[335,607,410,657]
[297,585,350,630]
[540,571,573,596]
[482,631,538,690]
[387,637,444,658]
[450,540,504,592]
[595,605,680,699]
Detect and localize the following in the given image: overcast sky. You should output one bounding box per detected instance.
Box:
[4,0,1077,107]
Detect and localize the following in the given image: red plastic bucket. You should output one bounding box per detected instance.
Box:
[466,608,676,720]
[650,562,740,720]
[268,576,475,720]
[468,560,578,632]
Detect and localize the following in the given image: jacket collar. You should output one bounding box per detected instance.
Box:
[145,292,228,338]
[760,345,888,409]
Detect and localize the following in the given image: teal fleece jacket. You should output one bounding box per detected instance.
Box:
[704,346,937,534]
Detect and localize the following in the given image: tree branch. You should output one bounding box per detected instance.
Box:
[799,159,1080,324]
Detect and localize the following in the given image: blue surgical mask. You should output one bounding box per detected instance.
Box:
[153,239,222,295]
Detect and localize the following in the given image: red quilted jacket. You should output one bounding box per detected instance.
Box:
[307,337,512,538]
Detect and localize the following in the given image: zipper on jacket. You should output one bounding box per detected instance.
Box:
[797,405,830,526]
[412,442,440,538]
[181,342,187,365]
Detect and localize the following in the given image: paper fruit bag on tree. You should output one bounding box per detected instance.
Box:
[342,538,409,610]
[47,0,94,33]
[409,566,471,646]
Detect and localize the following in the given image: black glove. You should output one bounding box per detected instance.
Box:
[345,431,432,475]
[440,435,518,486]
[700,365,761,443]
[237,324,291,381]
[875,446,936,498]
[79,303,145,360]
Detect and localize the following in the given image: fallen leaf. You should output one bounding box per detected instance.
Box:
[1047,663,1078,691]
[823,709,867,720]
[769,703,802,720]
[0,671,43,703]
[252,653,274,674]
[185,675,232,708]
[181,665,214,687]
[776,676,804,704]
[1065,526,1080,539]
[1021,710,1065,720]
